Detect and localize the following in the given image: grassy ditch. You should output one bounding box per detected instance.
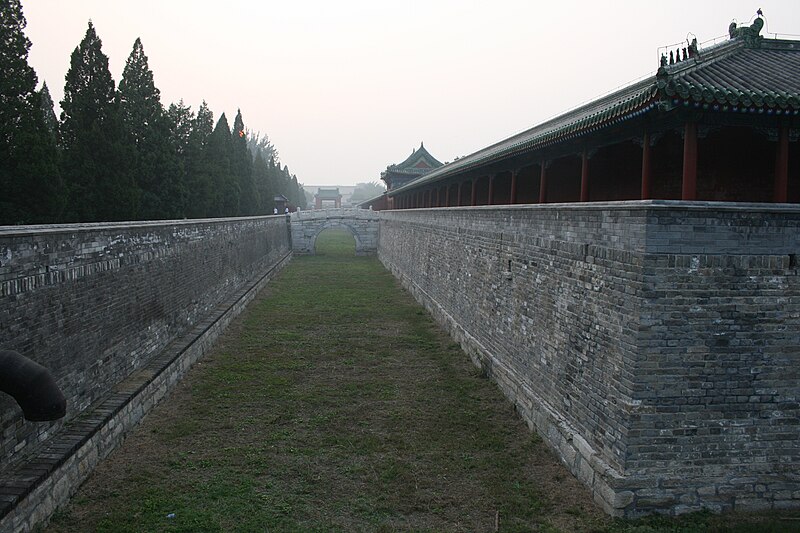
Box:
[46,229,799,532]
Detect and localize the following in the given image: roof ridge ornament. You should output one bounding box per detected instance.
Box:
[729,13,764,48]
[658,37,698,76]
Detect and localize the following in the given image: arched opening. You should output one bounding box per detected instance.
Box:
[447,183,458,207]
[697,126,773,202]
[547,156,581,202]
[650,130,683,200]
[459,180,472,206]
[589,141,642,201]
[312,225,357,256]
[474,175,490,205]
[516,164,540,204]
[493,171,513,205]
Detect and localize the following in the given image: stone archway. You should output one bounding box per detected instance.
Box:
[290,208,380,255]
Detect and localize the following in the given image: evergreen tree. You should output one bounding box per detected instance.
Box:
[167,99,193,157]
[246,130,277,164]
[184,100,215,218]
[166,99,193,216]
[252,151,274,215]
[38,82,59,146]
[0,0,64,224]
[0,0,36,148]
[61,21,137,221]
[290,175,307,209]
[60,21,115,147]
[118,37,183,219]
[265,157,280,213]
[207,113,237,216]
[231,109,257,215]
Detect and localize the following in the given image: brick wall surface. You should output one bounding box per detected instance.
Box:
[378,200,800,517]
[0,216,290,471]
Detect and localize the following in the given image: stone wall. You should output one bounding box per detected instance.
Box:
[0,216,290,471]
[291,208,380,255]
[378,201,800,517]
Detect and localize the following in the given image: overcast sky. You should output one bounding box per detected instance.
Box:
[22,1,800,187]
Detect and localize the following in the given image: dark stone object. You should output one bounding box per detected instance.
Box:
[0,350,66,422]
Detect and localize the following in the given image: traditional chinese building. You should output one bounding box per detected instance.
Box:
[389,17,799,209]
[381,142,444,191]
[314,187,342,209]
[359,143,444,210]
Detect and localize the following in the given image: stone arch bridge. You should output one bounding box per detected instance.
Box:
[290,207,379,255]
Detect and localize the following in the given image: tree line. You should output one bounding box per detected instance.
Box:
[1,1,306,225]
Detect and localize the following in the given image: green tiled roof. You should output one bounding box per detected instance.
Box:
[658,41,800,111]
[389,25,800,196]
[385,143,444,176]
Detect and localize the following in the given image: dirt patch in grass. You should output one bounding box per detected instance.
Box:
[44,229,800,532]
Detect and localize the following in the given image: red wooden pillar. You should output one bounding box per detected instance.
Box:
[457,182,463,207]
[641,131,652,200]
[774,125,789,203]
[487,175,495,205]
[538,163,548,204]
[471,179,477,206]
[580,150,590,202]
[682,121,698,200]
[445,185,451,207]
[510,170,518,204]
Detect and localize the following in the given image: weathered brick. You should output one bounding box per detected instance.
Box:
[378,202,800,517]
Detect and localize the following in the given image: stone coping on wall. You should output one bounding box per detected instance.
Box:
[382,200,800,255]
[384,199,800,214]
[0,214,287,238]
[0,251,292,532]
[291,207,380,221]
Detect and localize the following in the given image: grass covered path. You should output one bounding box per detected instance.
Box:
[46,230,794,532]
[47,229,604,532]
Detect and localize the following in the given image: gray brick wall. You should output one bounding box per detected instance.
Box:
[0,216,290,471]
[378,201,800,516]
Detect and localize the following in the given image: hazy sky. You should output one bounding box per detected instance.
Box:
[22,1,800,187]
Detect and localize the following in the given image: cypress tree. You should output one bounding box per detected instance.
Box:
[119,38,183,219]
[231,109,257,215]
[0,0,64,224]
[207,113,237,216]
[252,151,274,215]
[291,175,307,209]
[185,100,214,218]
[166,99,193,215]
[38,82,59,147]
[167,99,193,157]
[61,21,137,221]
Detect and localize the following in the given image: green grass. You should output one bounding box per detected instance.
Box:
[45,229,800,532]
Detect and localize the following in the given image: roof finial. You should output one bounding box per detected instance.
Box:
[420,141,424,148]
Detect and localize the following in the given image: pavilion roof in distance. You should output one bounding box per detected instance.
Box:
[383,143,444,179]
